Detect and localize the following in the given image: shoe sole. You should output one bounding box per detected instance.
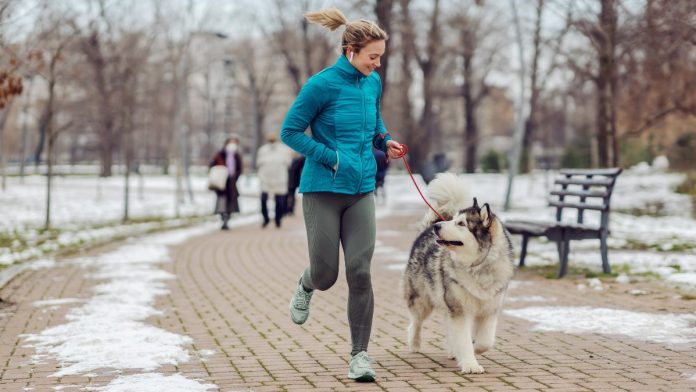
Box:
[348,372,375,382]
[289,301,307,325]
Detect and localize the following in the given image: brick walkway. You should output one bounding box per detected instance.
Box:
[1,201,695,391]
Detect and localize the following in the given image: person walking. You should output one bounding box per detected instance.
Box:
[373,148,389,203]
[256,134,293,228]
[280,8,404,382]
[209,135,243,230]
[285,154,305,215]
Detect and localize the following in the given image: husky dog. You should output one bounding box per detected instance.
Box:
[401,173,514,374]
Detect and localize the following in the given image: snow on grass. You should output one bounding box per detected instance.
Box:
[22,224,219,391]
[0,173,262,266]
[504,306,696,346]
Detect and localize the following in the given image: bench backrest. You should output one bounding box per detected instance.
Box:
[550,168,623,231]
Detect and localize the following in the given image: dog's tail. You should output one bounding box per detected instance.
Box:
[419,172,471,229]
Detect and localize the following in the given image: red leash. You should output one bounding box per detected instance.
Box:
[391,144,447,222]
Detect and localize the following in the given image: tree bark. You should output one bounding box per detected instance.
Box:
[595,0,618,167]
[375,0,394,95]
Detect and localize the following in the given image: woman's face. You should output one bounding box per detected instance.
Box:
[348,40,385,76]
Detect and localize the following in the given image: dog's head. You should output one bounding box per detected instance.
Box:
[433,198,495,265]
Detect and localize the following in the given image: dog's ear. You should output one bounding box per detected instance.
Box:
[472,197,479,209]
[480,203,492,227]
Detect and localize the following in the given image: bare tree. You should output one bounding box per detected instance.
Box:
[619,0,696,139]
[374,0,394,95]
[399,0,444,172]
[449,4,501,173]
[30,13,77,229]
[268,0,334,94]
[564,0,621,167]
[236,40,277,169]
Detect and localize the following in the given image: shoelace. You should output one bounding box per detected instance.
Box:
[352,352,372,369]
[293,288,312,309]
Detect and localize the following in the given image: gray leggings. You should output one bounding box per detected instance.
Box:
[301,192,375,356]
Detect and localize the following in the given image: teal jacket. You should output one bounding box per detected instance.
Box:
[280,55,392,195]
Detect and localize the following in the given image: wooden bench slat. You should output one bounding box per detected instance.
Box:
[505,220,555,232]
[550,189,609,198]
[554,178,615,187]
[548,200,608,211]
[559,168,623,176]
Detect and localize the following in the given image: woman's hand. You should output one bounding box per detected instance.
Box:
[386,140,405,159]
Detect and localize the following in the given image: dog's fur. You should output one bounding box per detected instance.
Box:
[401,173,514,374]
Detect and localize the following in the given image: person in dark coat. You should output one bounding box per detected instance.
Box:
[285,155,305,215]
[209,135,243,230]
[373,148,389,202]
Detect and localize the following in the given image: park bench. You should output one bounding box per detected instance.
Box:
[505,168,623,278]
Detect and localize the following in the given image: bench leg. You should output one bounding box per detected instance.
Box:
[557,239,570,278]
[600,232,611,275]
[519,235,529,267]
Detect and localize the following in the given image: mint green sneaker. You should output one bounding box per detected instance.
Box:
[289,278,313,325]
[348,351,376,382]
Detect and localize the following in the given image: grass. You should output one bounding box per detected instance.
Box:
[523,264,618,280]
[621,238,696,252]
[615,200,668,217]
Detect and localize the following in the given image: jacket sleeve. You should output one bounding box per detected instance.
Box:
[372,76,392,153]
[280,76,338,168]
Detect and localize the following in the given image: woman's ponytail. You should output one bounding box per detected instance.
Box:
[304,8,349,32]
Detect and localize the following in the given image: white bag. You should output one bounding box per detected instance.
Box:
[208,165,228,191]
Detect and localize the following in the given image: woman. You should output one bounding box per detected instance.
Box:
[256,133,293,228]
[280,8,404,382]
[209,135,243,230]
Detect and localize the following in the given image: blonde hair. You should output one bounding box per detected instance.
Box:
[304,8,388,54]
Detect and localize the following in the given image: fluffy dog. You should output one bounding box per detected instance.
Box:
[401,173,514,374]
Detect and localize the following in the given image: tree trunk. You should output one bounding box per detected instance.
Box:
[462,53,477,173]
[83,31,116,177]
[19,77,33,182]
[44,122,54,230]
[375,0,394,95]
[523,0,544,172]
[0,103,9,191]
[595,0,618,167]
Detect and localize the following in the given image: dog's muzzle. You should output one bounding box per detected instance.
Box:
[434,223,464,246]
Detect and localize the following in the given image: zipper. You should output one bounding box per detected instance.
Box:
[333,151,339,181]
[356,75,366,194]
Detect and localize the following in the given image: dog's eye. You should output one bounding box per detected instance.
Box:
[457,221,466,226]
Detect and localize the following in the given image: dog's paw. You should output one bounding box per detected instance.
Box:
[460,362,485,374]
[474,343,493,354]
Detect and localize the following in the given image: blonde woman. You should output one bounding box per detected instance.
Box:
[281,8,404,382]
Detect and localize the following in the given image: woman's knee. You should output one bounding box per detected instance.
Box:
[346,266,372,290]
[310,268,338,291]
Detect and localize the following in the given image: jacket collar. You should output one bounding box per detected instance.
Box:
[334,55,367,80]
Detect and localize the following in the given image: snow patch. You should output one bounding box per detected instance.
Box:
[91,373,217,392]
[505,306,696,346]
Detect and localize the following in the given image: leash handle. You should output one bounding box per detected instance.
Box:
[391,143,447,222]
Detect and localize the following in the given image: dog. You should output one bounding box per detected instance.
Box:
[401,173,514,374]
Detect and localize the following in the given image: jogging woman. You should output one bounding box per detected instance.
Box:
[280,8,404,382]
